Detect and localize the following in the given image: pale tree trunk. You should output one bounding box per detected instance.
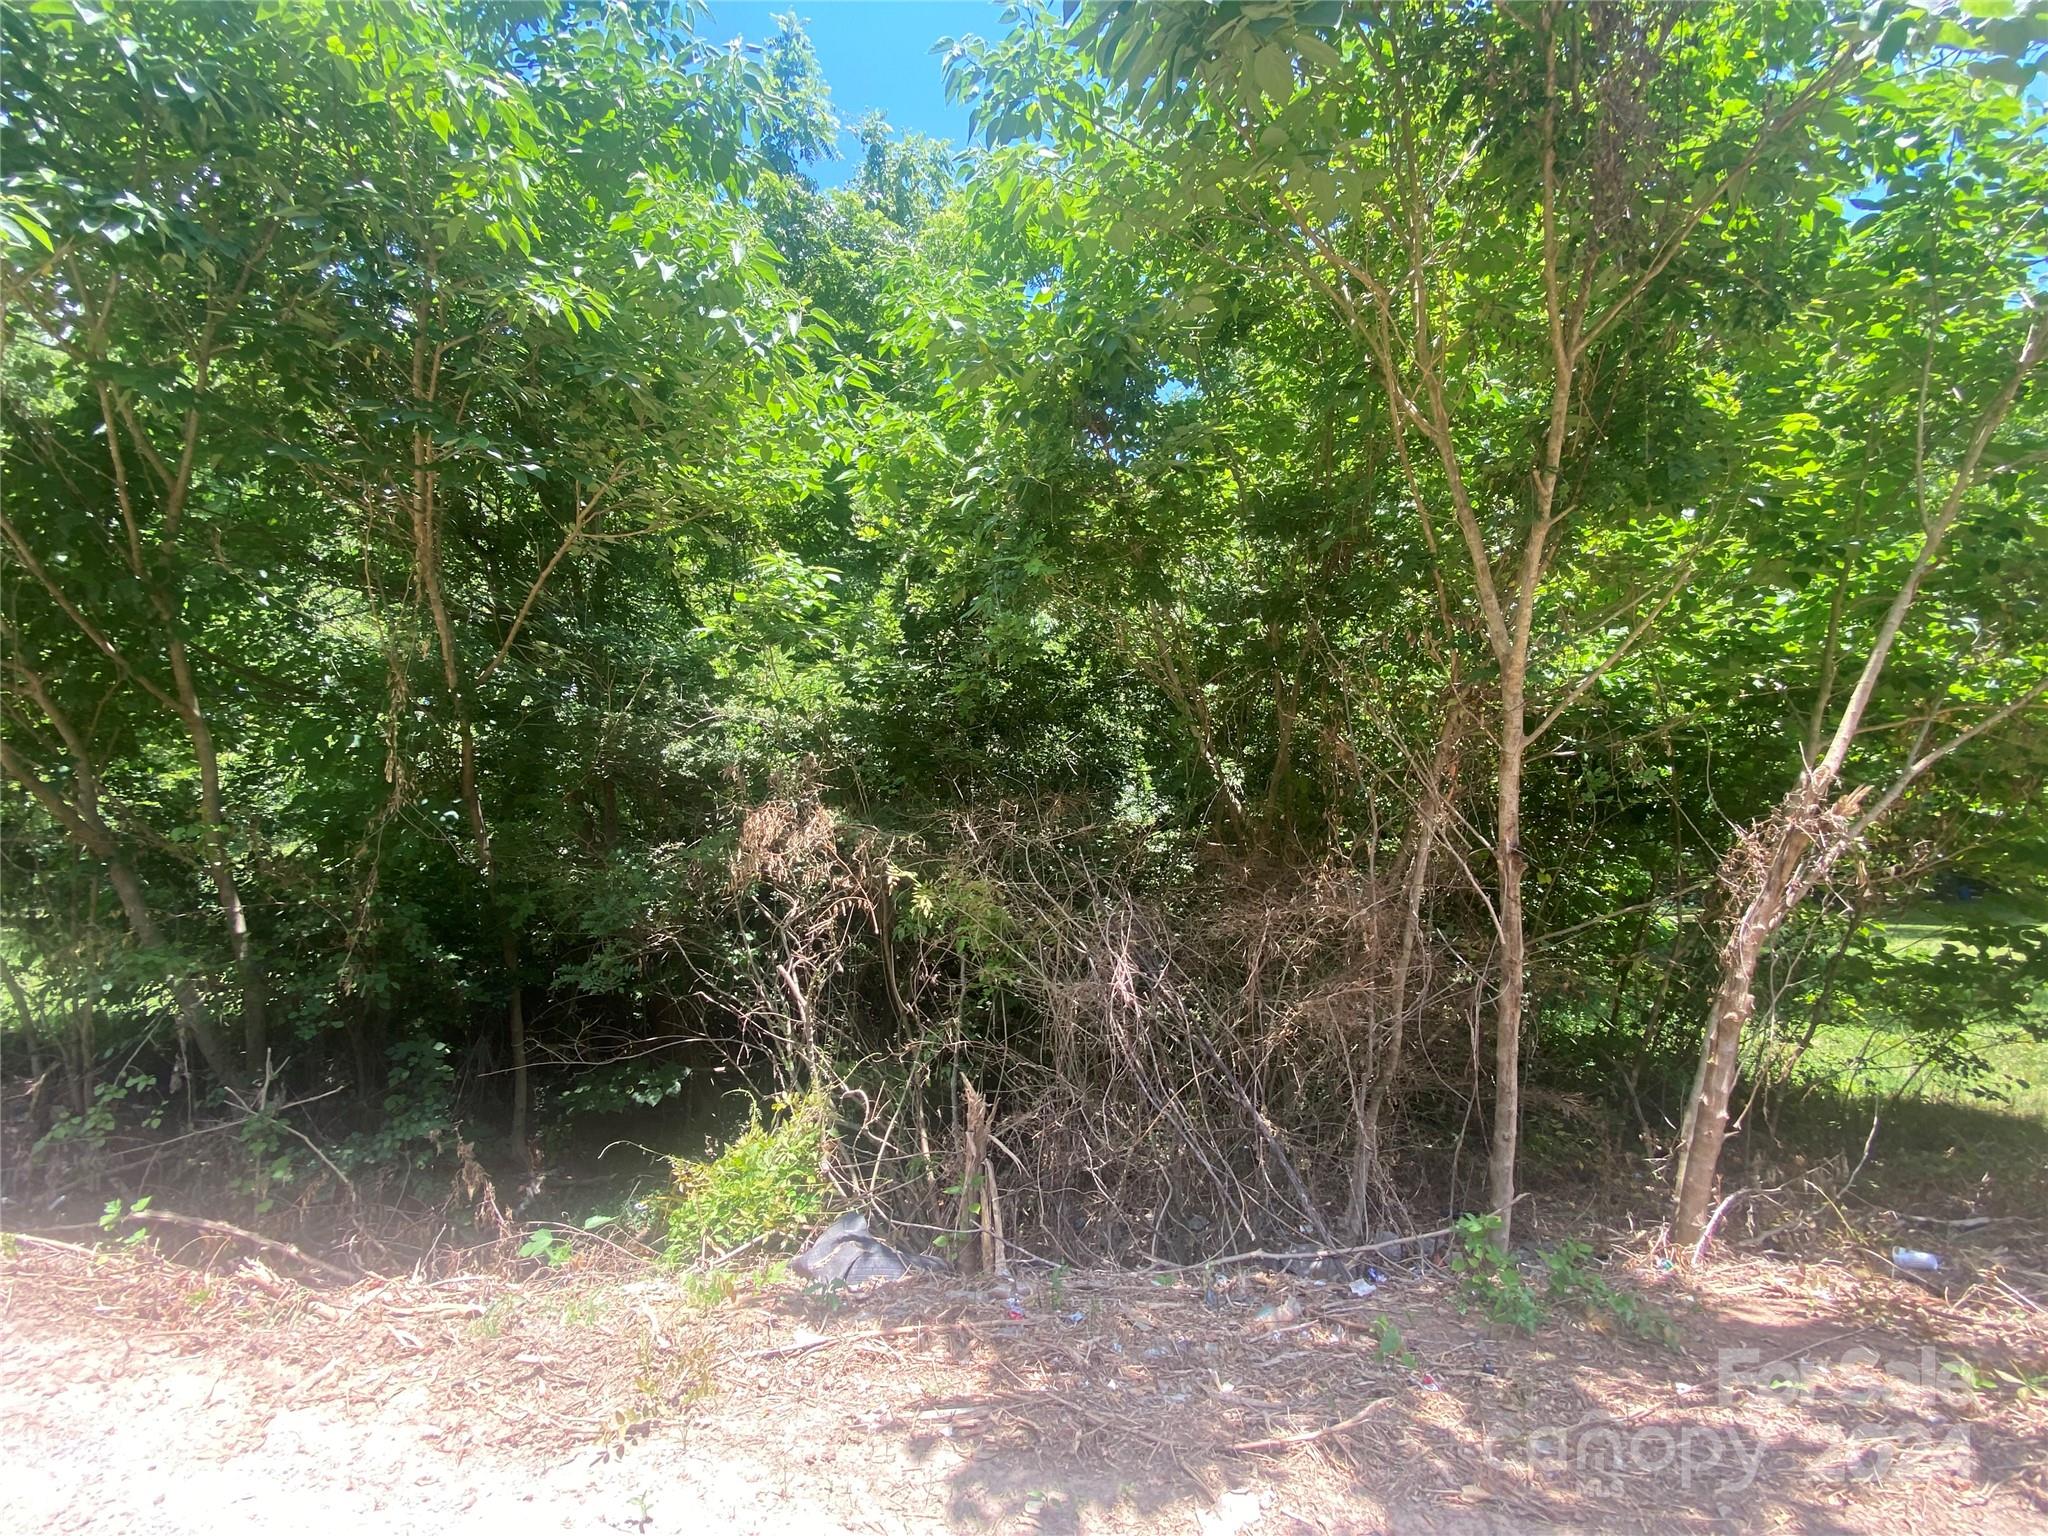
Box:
[387,295,624,1154]
[1470,33,1570,1241]
[1488,665,1531,1233]
[404,286,527,1151]
[409,437,525,1148]
[5,369,270,1078]
[162,625,267,1069]
[1671,797,1820,1241]
[1671,314,2048,1248]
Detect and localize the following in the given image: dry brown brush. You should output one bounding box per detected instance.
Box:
[720,798,1478,1268]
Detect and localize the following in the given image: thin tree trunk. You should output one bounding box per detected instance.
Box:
[1672,315,2047,1248]
[0,741,239,1084]
[102,861,234,1084]
[1145,612,1252,843]
[1250,5,1847,1246]
[1489,663,1530,1234]
[507,937,528,1151]
[407,297,525,1147]
[0,953,56,1139]
[411,476,524,1144]
[1671,811,1812,1241]
[86,248,275,1074]
[162,626,267,1068]
[0,950,41,1044]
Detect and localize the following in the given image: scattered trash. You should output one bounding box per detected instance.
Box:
[1364,1265,1386,1285]
[1004,1297,1026,1319]
[1414,1371,1441,1391]
[1283,1254,1350,1282]
[1655,1257,1676,1271]
[1061,1310,1085,1325]
[1249,1295,1304,1333]
[1348,1277,1378,1298]
[1196,1488,1263,1536]
[790,1212,945,1284]
[1891,1248,1943,1273]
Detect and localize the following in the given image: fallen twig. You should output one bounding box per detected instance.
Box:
[124,1209,360,1285]
[1143,1194,1531,1275]
[1691,1187,1753,1263]
[723,1322,948,1363]
[1,1231,104,1259]
[1231,1394,1394,1452]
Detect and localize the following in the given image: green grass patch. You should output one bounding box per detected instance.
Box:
[1880,897,2048,956]
[1764,899,2048,1125]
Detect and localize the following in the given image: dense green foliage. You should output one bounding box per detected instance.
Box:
[3,0,2044,1245]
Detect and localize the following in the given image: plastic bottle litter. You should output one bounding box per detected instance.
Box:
[1249,1295,1304,1332]
[1890,1248,1943,1273]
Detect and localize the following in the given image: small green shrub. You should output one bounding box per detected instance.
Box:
[519,1228,573,1265]
[661,1091,831,1264]
[682,1268,740,1308]
[1945,1356,2048,1402]
[1371,1316,1418,1369]
[1538,1238,1681,1348]
[39,1071,163,1161]
[1450,1213,1545,1333]
[98,1194,154,1249]
[336,1039,455,1174]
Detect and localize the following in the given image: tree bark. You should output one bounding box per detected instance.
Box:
[162,625,268,1069]
[1488,668,1530,1235]
[1671,801,1816,1244]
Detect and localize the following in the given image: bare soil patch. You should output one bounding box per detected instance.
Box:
[3,1229,2045,1534]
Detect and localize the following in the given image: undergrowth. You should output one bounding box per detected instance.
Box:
[659,1091,832,1265]
[1450,1214,1678,1347]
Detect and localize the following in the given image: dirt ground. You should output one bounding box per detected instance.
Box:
[3,1226,2046,1535]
